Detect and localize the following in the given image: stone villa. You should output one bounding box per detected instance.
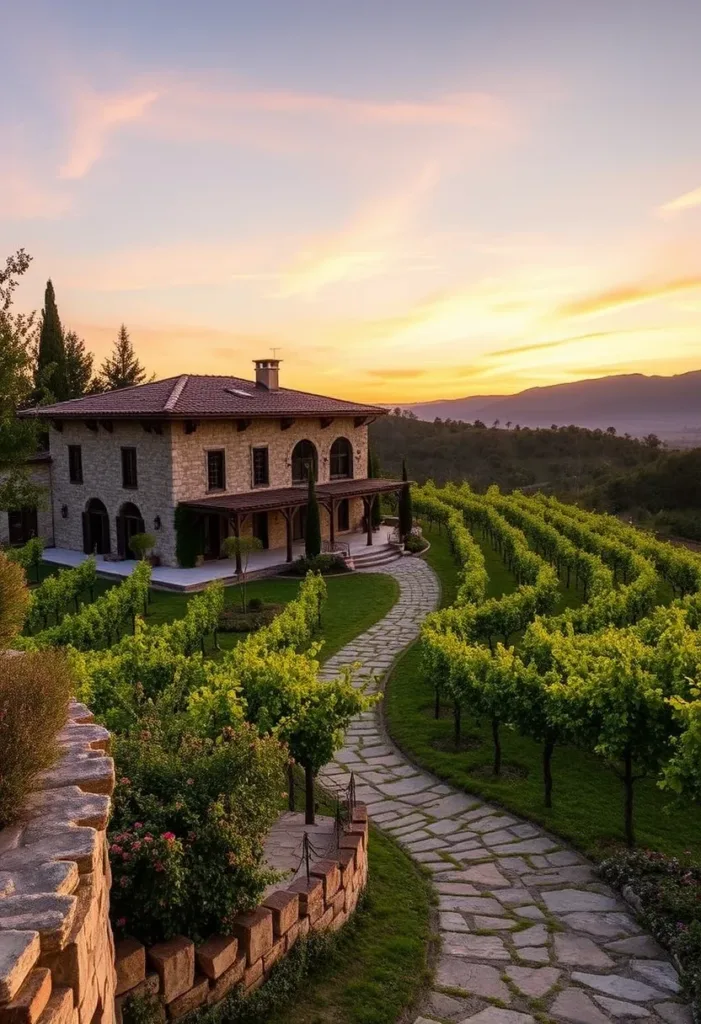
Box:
[16,360,403,571]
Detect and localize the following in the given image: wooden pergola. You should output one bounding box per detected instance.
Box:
[182,478,410,573]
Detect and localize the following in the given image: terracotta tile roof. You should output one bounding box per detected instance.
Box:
[20,375,386,421]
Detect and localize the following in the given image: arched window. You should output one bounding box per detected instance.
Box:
[330,437,353,480]
[83,498,110,555]
[116,502,145,558]
[291,440,318,484]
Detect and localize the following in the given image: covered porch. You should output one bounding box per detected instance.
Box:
[182,477,408,576]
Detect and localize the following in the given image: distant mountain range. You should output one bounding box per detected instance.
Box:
[398,370,701,445]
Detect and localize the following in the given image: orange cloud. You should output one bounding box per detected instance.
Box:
[60,85,160,179]
[557,277,701,319]
[365,368,427,379]
[658,185,701,217]
[278,164,439,296]
[0,168,70,220]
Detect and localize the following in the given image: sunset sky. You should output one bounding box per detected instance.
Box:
[2,0,701,403]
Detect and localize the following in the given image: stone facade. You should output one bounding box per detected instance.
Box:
[0,462,53,548]
[47,416,369,567]
[113,806,369,1020]
[0,701,117,1024]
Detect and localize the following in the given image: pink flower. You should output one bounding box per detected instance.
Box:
[162,832,176,842]
[119,777,131,786]
[186,778,194,786]
[134,822,143,829]
[116,917,127,928]
[132,841,142,852]
[122,853,130,862]
[154,861,165,873]
[110,844,123,855]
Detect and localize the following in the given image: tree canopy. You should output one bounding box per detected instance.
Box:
[99,324,150,391]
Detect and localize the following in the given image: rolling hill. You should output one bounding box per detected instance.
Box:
[400,370,701,445]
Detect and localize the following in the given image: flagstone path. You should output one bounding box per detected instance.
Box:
[318,557,693,1024]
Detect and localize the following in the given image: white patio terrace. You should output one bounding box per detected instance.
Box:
[41,525,396,592]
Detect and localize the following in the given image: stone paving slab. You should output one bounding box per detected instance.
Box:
[318,558,690,1024]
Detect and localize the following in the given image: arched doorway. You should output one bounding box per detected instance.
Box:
[82,499,111,556]
[291,440,318,484]
[116,502,145,558]
[330,437,353,479]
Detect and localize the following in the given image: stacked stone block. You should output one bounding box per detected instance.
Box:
[0,702,117,1024]
[113,805,369,1020]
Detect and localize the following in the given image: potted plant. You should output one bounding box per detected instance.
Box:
[128,532,157,562]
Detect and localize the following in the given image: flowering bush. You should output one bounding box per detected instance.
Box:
[109,720,287,944]
[600,848,701,1014]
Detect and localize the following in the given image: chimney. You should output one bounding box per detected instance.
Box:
[253,358,281,391]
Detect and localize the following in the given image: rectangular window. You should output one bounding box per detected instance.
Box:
[207,450,226,491]
[121,447,138,489]
[252,446,269,487]
[68,445,83,484]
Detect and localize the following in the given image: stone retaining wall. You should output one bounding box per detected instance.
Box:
[0,701,116,1024]
[114,805,369,1021]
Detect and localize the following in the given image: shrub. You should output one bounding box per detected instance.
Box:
[7,537,45,582]
[218,606,280,633]
[0,551,30,648]
[174,505,203,568]
[287,554,346,576]
[403,534,428,554]
[109,720,287,944]
[0,649,74,827]
[248,597,264,612]
[600,849,701,1014]
[128,533,156,561]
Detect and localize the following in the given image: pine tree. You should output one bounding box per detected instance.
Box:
[305,470,322,558]
[368,447,382,528]
[64,331,97,399]
[99,324,149,391]
[34,280,68,402]
[398,458,413,540]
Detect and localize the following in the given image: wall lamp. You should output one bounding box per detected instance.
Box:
[61,505,69,519]
[153,515,162,531]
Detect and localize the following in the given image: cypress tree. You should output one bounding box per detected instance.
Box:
[35,280,68,402]
[398,458,413,539]
[305,469,322,558]
[99,324,149,391]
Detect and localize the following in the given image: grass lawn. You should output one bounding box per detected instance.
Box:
[32,565,399,666]
[385,521,701,861]
[266,827,434,1024]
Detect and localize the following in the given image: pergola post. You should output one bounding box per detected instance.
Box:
[363,495,375,546]
[232,513,242,574]
[329,498,336,547]
[282,507,294,562]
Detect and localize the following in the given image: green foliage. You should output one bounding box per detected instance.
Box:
[64,330,98,399]
[403,533,427,554]
[109,720,286,944]
[0,551,30,647]
[368,447,383,528]
[663,690,701,803]
[370,414,661,494]
[398,460,413,539]
[174,504,204,568]
[128,533,156,560]
[0,649,73,826]
[34,279,68,403]
[6,536,45,582]
[287,553,347,576]
[99,324,150,391]
[21,561,151,651]
[25,557,96,632]
[600,849,701,1015]
[222,535,264,610]
[0,250,41,511]
[304,473,321,558]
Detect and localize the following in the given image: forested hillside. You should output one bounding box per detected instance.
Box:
[370,413,661,493]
